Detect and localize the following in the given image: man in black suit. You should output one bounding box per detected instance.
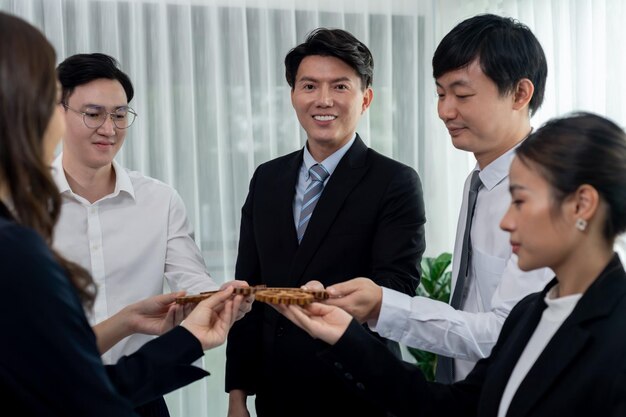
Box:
[225,28,426,417]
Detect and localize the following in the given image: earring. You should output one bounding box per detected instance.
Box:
[575,218,587,231]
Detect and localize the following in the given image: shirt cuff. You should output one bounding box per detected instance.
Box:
[368,287,413,340]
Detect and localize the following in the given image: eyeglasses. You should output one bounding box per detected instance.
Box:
[62,103,137,129]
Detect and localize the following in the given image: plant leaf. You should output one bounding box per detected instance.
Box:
[410,252,453,379]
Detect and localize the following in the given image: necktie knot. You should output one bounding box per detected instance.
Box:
[309,164,330,184]
[469,170,482,192]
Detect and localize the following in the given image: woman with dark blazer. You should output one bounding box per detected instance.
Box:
[275,112,626,417]
[0,11,247,416]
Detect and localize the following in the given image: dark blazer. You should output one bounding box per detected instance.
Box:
[226,136,426,417]
[321,255,626,417]
[0,208,208,417]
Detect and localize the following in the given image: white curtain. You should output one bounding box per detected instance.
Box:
[1,0,624,415]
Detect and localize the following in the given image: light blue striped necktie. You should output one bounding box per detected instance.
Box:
[297,163,330,243]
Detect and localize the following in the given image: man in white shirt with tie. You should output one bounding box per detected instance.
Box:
[317,14,554,383]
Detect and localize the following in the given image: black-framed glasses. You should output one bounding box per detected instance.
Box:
[62,103,137,129]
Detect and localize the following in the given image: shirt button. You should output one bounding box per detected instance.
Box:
[356,382,365,390]
[276,326,284,337]
[344,372,353,381]
[334,362,343,370]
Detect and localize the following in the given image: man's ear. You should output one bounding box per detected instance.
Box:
[512,78,534,111]
[361,87,373,114]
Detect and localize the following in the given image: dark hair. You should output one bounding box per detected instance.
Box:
[0,12,96,308]
[432,14,547,115]
[57,53,134,104]
[285,28,373,91]
[516,112,626,241]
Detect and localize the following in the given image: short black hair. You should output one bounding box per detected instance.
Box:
[432,14,547,115]
[284,28,373,91]
[57,53,134,104]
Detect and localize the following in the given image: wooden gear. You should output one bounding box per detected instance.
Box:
[254,288,329,305]
[175,286,262,304]
[175,285,328,305]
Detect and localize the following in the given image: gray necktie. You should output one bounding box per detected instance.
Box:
[435,170,482,383]
[297,164,330,243]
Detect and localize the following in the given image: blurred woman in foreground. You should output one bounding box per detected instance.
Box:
[0,11,247,416]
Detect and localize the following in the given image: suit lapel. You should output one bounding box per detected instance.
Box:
[479,291,548,417]
[276,149,304,250]
[288,136,369,284]
[505,327,589,417]
[504,256,626,417]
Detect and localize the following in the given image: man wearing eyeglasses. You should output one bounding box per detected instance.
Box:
[51,53,219,417]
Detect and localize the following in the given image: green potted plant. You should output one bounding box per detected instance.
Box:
[406,252,452,381]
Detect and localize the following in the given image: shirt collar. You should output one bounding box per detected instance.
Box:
[476,141,523,191]
[51,153,135,201]
[111,159,135,199]
[302,134,356,179]
[477,129,534,190]
[51,153,71,193]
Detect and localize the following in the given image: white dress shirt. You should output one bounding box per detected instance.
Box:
[497,286,582,417]
[371,145,554,381]
[52,154,218,364]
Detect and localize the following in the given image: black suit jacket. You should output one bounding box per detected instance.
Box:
[0,209,208,417]
[226,136,426,417]
[321,255,626,417]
